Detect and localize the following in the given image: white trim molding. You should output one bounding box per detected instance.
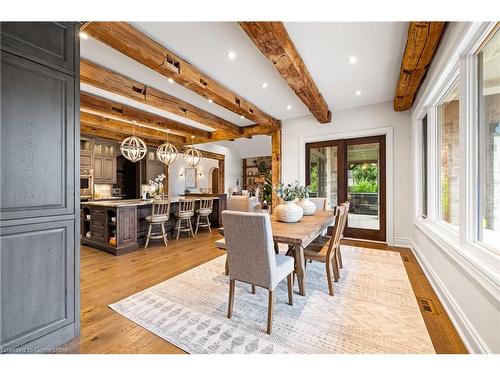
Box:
[411,238,494,354]
[298,127,395,246]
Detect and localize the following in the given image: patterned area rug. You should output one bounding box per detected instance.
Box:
[109,246,435,354]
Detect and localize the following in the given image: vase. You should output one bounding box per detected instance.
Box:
[296,198,316,216]
[274,201,303,223]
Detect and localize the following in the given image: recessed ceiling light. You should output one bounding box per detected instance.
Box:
[167,78,174,83]
[79,31,89,40]
[355,90,362,96]
[208,99,213,104]
[286,105,292,110]
[227,51,236,60]
[261,82,268,89]
[348,56,357,64]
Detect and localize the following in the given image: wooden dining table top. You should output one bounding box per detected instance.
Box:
[270,210,335,247]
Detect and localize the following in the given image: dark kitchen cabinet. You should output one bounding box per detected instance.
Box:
[0,22,80,353]
[143,148,165,183]
[80,137,93,169]
[94,140,117,184]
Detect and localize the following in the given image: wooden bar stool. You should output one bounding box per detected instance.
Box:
[144,199,170,248]
[175,199,195,239]
[195,197,213,234]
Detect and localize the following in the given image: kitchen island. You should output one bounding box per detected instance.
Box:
[81,195,226,255]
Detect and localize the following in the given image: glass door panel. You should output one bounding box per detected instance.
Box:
[346,142,380,230]
[307,144,338,209]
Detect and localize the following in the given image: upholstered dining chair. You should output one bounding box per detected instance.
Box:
[222,211,294,334]
[309,197,327,211]
[144,199,170,248]
[303,205,346,296]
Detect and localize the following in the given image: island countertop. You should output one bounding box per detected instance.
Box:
[82,196,220,207]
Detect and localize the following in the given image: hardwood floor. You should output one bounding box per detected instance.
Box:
[61,233,467,354]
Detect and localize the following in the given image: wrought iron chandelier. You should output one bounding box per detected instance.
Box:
[156,130,179,165]
[183,135,202,167]
[120,121,147,162]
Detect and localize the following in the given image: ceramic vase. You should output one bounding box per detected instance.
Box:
[274,201,304,223]
[297,198,316,216]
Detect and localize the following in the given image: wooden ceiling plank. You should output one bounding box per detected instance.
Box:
[239,22,331,124]
[80,112,186,144]
[84,22,279,128]
[80,92,210,140]
[81,59,242,135]
[394,22,446,111]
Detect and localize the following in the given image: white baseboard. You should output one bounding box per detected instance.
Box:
[410,241,492,354]
[393,237,412,248]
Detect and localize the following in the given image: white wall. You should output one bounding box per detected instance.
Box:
[282,102,412,243]
[168,156,219,195]
[410,22,500,353]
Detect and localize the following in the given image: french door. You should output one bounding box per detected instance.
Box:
[306,135,386,242]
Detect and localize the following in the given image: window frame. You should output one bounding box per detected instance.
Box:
[412,22,499,297]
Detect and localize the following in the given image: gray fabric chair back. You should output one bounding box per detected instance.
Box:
[222,211,276,289]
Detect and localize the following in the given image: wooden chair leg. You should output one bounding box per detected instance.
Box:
[337,245,343,269]
[332,247,340,282]
[195,215,200,235]
[207,215,212,233]
[326,259,335,296]
[224,256,229,276]
[176,219,181,240]
[189,218,195,238]
[145,224,152,248]
[161,223,168,247]
[227,279,235,319]
[251,284,256,294]
[267,290,274,334]
[287,273,294,305]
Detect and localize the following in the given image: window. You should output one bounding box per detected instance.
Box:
[422,115,428,218]
[438,83,460,227]
[478,27,500,251]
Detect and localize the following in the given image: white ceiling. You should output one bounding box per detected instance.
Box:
[80,22,408,132]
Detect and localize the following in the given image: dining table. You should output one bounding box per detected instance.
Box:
[218,210,336,297]
[270,210,336,296]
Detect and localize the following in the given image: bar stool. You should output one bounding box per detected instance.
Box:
[175,198,195,239]
[144,199,170,248]
[195,197,213,234]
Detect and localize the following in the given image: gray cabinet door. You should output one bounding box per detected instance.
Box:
[0,51,75,221]
[0,22,75,75]
[94,156,103,183]
[0,220,75,351]
[103,157,116,183]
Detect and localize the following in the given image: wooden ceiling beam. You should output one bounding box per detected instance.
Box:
[81,124,162,147]
[239,22,331,124]
[80,92,211,141]
[394,22,446,111]
[80,112,186,144]
[81,59,242,135]
[84,22,279,128]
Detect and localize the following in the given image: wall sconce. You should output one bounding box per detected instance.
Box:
[179,170,184,177]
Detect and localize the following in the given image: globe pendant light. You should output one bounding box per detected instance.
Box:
[120,121,147,162]
[184,135,202,167]
[156,130,179,165]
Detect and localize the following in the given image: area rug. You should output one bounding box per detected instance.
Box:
[109,246,435,354]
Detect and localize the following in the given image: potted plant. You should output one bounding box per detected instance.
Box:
[274,182,303,223]
[295,184,316,216]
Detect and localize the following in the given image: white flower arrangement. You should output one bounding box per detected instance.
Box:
[149,174,166,195]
